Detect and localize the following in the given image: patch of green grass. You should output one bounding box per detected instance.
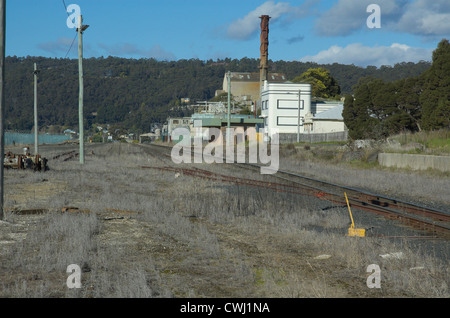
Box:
[390,129,450,155]
[253,268,265,287]
[346,159,378,169]
[425,137,450,150]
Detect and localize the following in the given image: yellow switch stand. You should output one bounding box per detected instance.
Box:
[345,192,365,237]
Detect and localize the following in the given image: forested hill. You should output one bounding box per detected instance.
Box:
[5,55,431,132]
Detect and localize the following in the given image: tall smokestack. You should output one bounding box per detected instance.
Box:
[259,15,270,91]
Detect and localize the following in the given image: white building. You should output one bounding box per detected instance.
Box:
[311,103,346,134]
[260,81,312,137]
[260,81,347,141]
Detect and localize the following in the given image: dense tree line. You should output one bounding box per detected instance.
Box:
[5,54,431,133]
[343,39,449,140]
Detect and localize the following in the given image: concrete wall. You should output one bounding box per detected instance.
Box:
[378,153,450,172]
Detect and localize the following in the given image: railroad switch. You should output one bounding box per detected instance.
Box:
[345,192,366,237]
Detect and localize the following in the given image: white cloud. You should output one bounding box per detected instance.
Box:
[395,0,450,36]
[38,37,76,55]
[314,0,404,36]
[314,0,450,38]
[300,43,433,67]
[226,1,310,40]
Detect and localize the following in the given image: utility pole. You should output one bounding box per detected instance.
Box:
[0,0,5,221]
[227,71,231,144]
[77,15,88,164]
[297,89,301,143]
[33,63,39,155]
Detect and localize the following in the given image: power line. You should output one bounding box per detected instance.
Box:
[62,0,70,16]
[64,33,78,59]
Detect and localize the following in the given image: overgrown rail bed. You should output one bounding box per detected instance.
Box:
[0,142,448,298]
[143,142,450,239]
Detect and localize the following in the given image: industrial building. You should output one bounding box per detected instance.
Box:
[260,81,312,136]
[260,80,346,140]
[216,72,287,106]
[161,14,347,145]
[164,113,263,143]
[255,14,346,142]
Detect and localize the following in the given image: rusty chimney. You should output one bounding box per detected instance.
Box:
[259,15,270,90]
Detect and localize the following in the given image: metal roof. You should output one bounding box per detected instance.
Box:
[313,104,344,121]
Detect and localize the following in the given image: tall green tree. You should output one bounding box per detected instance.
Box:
[292,67,340,98]
[343,77,379,140]
[395,77,423,132]
[419,39,450,130]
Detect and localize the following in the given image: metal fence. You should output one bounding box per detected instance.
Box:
[5,132,71,146]
[278,131,348,144]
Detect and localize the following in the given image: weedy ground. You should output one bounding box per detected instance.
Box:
[0,142,448,298]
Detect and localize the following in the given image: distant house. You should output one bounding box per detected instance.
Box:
[310,103,347,134]
[63,129,76,135]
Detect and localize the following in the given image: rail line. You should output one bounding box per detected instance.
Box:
[140,142,450,238]
[248,164,450,238]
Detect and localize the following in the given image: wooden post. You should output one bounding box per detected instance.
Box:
[77,15,88,164]
[34,63,39,155]
[0,0,5,220]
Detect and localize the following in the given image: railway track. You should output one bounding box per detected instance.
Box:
[141,143,450,238]
[244,164,450,238]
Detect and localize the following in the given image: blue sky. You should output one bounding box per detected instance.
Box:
[6,0,450,67]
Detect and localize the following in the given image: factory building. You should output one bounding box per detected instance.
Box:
[260,81,312,136]
[260,81,347,141]
[216,72,287,106]
[163,114,263,143]
[162,14,347,145]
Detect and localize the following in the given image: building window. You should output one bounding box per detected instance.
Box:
[277,99,304,110]
[277,116,304,126]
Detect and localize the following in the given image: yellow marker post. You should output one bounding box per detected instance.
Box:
[345,192,365,237]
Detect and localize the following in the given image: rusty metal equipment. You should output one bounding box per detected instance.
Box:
[4,151,48,171]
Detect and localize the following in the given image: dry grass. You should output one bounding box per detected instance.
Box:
[0,143,448,298]
[280,146,450,206]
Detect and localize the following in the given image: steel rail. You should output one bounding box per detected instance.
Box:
[142,143,450,237]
